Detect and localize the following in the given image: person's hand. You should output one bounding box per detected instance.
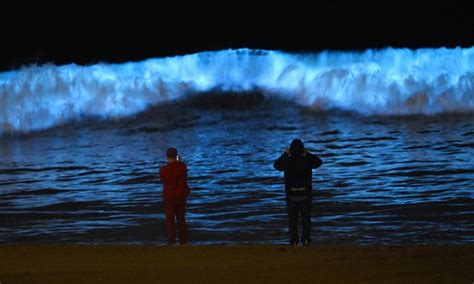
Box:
[284,148,290,155]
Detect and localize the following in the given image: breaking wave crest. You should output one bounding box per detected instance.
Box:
[1,47,474,134]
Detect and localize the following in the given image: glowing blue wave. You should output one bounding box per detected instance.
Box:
[1,47,474,134]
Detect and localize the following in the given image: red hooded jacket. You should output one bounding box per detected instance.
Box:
[159,161,190,201]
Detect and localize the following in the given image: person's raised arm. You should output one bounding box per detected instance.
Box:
[180,163,191,195]
[274,149,290,171]
[176,163,187,184]
[307,152,323,169]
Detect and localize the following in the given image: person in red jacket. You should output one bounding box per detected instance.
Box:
[159,147,190,245]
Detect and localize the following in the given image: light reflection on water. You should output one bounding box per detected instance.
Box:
[1,95,473,244]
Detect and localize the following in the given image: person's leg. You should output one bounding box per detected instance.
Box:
[175,198,188,245]
[301,198,312,245]
[164,200,176,245]
[287,199,299,245]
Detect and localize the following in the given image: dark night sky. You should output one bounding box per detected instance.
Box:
[1,0,473,70]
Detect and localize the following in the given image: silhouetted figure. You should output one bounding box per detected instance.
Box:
[159,148,190,245]
[274,139,322,246]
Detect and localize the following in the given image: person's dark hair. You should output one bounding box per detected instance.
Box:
[290,139,305,156]
[166,147,178,159]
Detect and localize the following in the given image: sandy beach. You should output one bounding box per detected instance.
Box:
[0,244,473,283]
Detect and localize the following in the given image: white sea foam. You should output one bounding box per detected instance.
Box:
[1,47,473,134]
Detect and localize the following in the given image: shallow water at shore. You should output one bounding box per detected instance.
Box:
[1,95,473,244]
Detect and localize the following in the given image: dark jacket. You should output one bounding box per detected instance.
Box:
[273,152,322,198]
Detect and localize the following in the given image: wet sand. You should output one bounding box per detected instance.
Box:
[0,245,473,283]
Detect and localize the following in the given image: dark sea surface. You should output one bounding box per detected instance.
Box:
[1,94,473,244]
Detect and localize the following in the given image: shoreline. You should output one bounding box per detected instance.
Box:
[1,244,473,283]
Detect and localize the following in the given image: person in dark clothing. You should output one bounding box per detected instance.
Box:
[159,147,191,245]
[273,139,322,246]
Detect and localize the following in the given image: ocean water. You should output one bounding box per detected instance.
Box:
[0,48,473,244]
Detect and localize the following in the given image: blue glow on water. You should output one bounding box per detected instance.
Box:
[1,47,474,134]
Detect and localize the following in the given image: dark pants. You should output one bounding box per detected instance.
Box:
[164,198,188,245]
[286,197,312,243]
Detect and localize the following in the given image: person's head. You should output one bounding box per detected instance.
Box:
[289,139,305,157]
[166,147,178,162]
